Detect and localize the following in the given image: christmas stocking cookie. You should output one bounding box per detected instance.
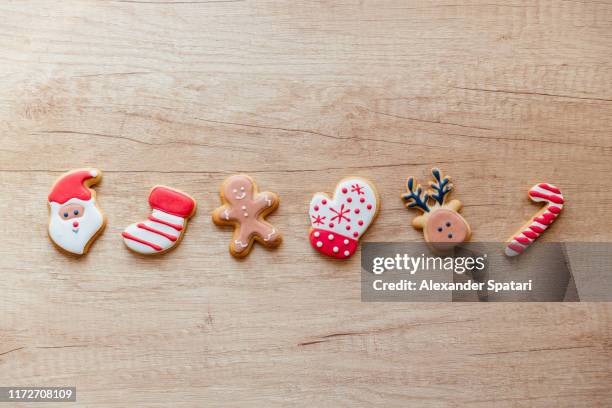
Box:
[309,178,379,259]
[212,174,282,257]
[401,168,471,253]
[122,186,197,255]
[48,168,106,255]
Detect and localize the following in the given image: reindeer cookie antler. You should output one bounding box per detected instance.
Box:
[402,168,471,252]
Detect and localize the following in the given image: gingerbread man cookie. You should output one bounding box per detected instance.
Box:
[402,168,471,253]
[48,168,106,256]
[308,177,380,259]
[212,175,281,257]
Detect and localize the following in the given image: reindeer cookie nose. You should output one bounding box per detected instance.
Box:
[424,209,469,251]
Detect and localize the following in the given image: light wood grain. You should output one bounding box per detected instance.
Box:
[1,0,611,406]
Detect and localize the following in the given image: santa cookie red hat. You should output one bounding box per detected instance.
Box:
[48,169,100,204]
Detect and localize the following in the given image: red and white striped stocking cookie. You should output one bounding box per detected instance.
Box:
[122,186,197,255]
[309,178,379,259]
[505,183,564,257]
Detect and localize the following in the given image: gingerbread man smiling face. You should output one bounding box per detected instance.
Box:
[213,175,281,257]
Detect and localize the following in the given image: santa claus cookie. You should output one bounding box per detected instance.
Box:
[309,178,379,259]
[212,175,281,258]
[122,186,197,255]
[402,168,471,253]
[48,169,106,255]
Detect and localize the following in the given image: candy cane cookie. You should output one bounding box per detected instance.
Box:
[504,183,564,257]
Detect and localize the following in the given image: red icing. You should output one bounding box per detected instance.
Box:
[322,199,327,205]
[523,230,538,239]
[342,187,347,194]
[534,213,556,225]
[73,221,79,228]
[137,223,177,241]
[148,216,183,231]
[48,170,97,204]
[514,236,531,244]
[549,206,561,214]
[347,197,352,203]
[309,228,358,259]
[529,225,545,233]
[149,186,196,217]
[529,190,564,204]
[121,232,162,251]
[539,183,561,194]
[360,197,365,203]
[355,209,360,214]
[508,243,525,254]
[367,204,373,210]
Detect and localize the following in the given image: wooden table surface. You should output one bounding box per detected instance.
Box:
[1,1,611,406]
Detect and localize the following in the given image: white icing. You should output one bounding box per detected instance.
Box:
[344,250,350,257]
[314,231,320,238]
[123,209,185,255]
[309,178,378,238]
[316,241,323,248]
[48,198,104,255]
[152,209,184,225]
[328,234,334,240]
[333,246,339,253]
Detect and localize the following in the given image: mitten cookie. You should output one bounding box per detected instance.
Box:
[309,178,379,259]
[212,175,281,257]
[505,183,564,257]
[48,168,106,255]
[122,186,197,255]
[402,168,471,253]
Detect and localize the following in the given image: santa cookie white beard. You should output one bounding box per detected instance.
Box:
[47,169,106,255]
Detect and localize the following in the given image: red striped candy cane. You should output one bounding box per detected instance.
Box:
[505,183,564,257]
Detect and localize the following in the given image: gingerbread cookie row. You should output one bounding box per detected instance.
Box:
[47,168,563,258]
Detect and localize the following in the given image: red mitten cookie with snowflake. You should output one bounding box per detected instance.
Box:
[309,178,380,259]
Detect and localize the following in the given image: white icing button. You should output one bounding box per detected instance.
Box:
[243,213,248,217]
[344,250,350,257]
[242,205,247,210]
[343,239,349,245]
[316,241,323,248]
[314,231,320,238]
[333,246,339,253]
[328,234,334,241]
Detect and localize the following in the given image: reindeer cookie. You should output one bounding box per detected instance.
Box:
[212,175,281,257]
[401,168,471,253]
